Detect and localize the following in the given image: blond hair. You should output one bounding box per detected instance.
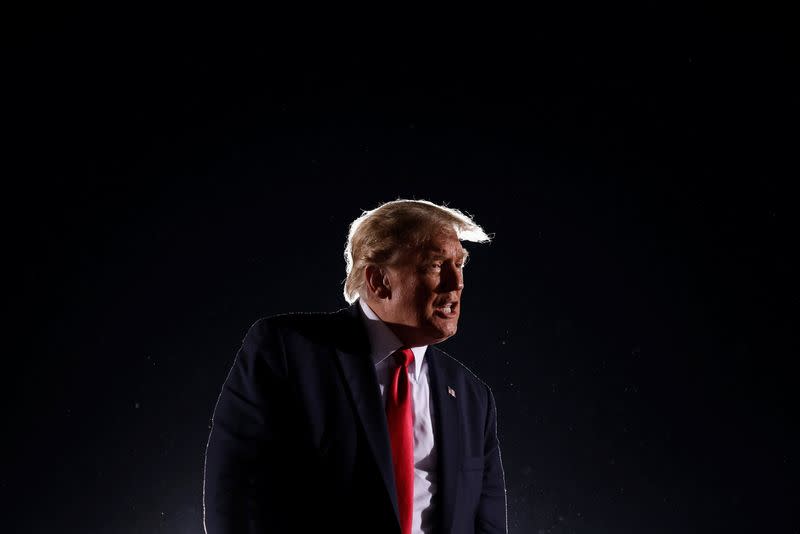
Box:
[343,199,491,303]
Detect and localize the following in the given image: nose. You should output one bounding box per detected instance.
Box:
[442,262,464,292]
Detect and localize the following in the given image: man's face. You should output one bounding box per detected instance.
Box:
[377,230,468,347]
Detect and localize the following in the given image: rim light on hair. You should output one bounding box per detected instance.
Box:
[342,199,492,304]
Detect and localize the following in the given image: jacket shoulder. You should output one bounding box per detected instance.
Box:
[248,306,354,334]
[234,306,358,376]
[244,305,364,353]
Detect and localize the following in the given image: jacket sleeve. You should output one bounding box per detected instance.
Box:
[203,318,293,533]
[475,385,508,533]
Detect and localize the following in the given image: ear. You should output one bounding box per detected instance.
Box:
[365,264,392,299]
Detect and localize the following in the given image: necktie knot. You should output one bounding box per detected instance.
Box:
[393,348,414,368]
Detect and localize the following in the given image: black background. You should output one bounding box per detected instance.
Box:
[5,4,796,533]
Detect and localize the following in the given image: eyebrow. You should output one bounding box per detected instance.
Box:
[427,249,470,262]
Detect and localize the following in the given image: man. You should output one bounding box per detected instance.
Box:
[203,199,507,533]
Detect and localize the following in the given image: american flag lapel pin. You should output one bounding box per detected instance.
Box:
[447,386,456,398]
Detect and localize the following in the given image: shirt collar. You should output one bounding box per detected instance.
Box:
[357,298,428,379]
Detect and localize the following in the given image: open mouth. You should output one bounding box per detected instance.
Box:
[433,300,458,318]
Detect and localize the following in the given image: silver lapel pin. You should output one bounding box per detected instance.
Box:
[447,386,456,398]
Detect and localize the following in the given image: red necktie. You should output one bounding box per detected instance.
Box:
[386,348,414,534]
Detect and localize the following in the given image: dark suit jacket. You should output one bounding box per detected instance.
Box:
[203,302,507,533]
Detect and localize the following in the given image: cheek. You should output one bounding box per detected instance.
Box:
[408,292,430,317]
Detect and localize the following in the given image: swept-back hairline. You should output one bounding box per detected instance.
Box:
[343,199,490,303]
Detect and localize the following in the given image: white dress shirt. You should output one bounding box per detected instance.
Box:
[358,298,438,534]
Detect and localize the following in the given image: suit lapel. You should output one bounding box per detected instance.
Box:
[333,304,401,530]
[427,346,462,534]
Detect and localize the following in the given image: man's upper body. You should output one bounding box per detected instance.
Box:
[203,199,507,533]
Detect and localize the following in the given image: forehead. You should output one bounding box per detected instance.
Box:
[419,232,467,258]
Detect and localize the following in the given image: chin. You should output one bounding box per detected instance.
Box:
[427,323,458,344]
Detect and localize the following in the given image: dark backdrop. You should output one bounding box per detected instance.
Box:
[5,5,796,533]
